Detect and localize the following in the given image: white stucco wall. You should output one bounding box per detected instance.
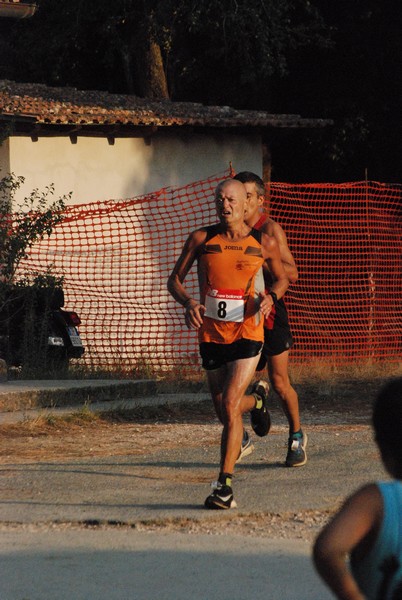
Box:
[2,130,262,205]
[2,128,263,369]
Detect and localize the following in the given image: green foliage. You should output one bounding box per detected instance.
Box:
[273,0,402,181]
[0,1,401,179]
[0,173,69,283]
[0,175,70,372]
[20,269,64,290]
[1,0,329,103]
[1,0,172,95]
[166,0,329,106]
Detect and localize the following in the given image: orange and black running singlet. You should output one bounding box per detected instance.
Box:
[197,224,265,345]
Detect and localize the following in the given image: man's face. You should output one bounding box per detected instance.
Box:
[215,180,247,226]
[243,182,264,222]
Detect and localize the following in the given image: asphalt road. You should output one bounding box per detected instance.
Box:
[0,424,386,523]
[0,528,332,600]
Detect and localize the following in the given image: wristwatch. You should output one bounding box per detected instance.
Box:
[268,291,278,305]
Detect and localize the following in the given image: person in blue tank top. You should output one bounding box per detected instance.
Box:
[313,377,402,600]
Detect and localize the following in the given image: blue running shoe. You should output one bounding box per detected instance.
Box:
[286,430,308,467]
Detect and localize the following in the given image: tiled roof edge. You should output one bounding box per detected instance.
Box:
[0,80,332,129]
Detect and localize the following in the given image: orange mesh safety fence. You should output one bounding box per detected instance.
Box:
[18,174,402,375]
[18,170,231,375]
[268,180,402,365]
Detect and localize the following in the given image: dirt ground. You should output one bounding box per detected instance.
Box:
[0,377,379,462]
[0,377,389,540]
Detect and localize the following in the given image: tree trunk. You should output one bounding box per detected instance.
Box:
[134,36,169,100]
[144,39,169,99]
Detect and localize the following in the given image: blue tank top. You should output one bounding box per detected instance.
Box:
[351,481,402,599]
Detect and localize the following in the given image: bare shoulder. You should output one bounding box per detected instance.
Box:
[329,483,383,535]
[187,227,209,248]
[317,484,383,537]
[261,217,288,241]
[260,231,280,256]
[346,483,383,510]
[314,483,383,559]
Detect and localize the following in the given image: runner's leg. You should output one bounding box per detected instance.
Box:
[206,354,260,474]
[267,350,300,434]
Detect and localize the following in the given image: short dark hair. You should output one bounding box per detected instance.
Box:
[233,171,265,197]
[372,378,402,463]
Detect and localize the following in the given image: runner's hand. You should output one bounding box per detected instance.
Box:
[259,292,274,317]
[185,301,205,329]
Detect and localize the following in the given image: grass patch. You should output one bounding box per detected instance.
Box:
[0,400,215,437]
[22,404,101,430]
[289,360,402,385]
[6,355,401,392]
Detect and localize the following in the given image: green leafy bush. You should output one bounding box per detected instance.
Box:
[0,174,71,372]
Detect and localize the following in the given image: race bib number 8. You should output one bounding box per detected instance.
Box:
[204,288,245,322]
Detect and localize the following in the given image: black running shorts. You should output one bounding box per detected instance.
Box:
[200,338,263,371]
[256,325,294,370]
[255,295,294,370]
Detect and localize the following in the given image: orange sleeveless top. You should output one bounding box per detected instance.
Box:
[197,225,265,344]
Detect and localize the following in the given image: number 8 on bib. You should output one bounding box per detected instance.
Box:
[204,288,245,322]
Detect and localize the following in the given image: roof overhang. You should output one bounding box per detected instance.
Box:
[0,2,37,18]
[0,80,333,138]
[0,117,331,145]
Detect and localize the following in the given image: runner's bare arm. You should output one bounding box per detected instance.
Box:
[313,484,382,600]
[259,235,289,317]
[167,230,206,329]
[263,220,298,283]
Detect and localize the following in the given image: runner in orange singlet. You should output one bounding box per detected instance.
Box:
[168,178,289,509]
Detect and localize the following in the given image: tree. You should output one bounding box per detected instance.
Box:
[1,0,171,97]
[165,0,329,108]
[1,0,328,105]
[272,0,402,181]
[2,1,401,180]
